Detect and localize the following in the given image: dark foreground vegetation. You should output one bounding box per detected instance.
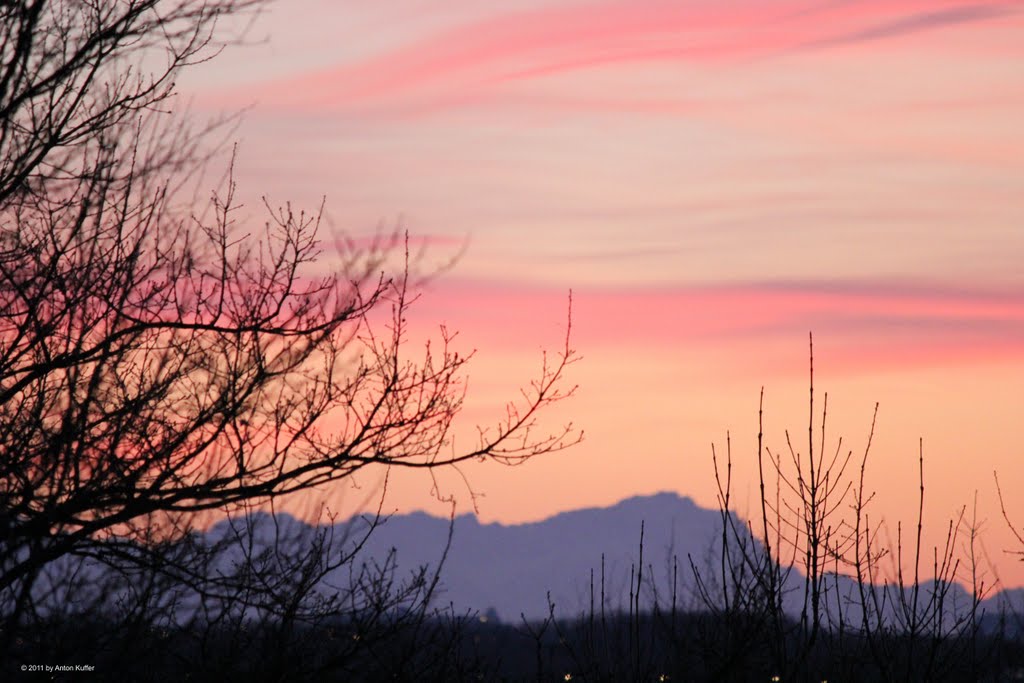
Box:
[5,2,1024,682]
[9,605,1024,681]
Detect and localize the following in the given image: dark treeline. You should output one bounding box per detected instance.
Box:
[4,3,1024,681]
[10,605,1024,681]
[10,338,1024,681]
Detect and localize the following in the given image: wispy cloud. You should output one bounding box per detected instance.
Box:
[411,278,1024,372]
[809,4,1014,49]
[213,0,1022,115]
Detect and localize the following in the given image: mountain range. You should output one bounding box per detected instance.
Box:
[206,491,1024,624]
[24,491,1024,627]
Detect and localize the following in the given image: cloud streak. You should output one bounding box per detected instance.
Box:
[811,4,1015,49]
[220,0,1022,114]
[411,278,1024,373]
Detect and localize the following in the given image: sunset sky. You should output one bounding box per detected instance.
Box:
[183,0,1024,588]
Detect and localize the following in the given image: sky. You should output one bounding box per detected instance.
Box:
[181,0,1024,589]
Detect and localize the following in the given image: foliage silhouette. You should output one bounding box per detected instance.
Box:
[0,1,579,677]
[526,335,1012,682]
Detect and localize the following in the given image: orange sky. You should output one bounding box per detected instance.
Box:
[181,0,1024,590]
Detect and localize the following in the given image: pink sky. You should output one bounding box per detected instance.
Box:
[183,0,1024,589]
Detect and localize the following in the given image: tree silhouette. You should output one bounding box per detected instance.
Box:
[0,2,579,675]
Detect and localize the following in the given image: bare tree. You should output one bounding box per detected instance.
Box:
[687,335,988,681]
[0,1,580,673]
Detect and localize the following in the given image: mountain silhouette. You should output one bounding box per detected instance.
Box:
[25,492,1024,627]
[269,491,1021,625]
[327,491,729,621]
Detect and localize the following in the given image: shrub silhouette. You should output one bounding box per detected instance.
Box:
[524,335,1014,682]
[0,2,578,678]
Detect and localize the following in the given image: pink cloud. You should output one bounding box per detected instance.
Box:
[407,278,1024,374]
[215,0,1022,113]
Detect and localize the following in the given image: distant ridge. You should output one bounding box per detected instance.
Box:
[331,491,725,620]
[260,491,1022,624]
[34,492,1024,625]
